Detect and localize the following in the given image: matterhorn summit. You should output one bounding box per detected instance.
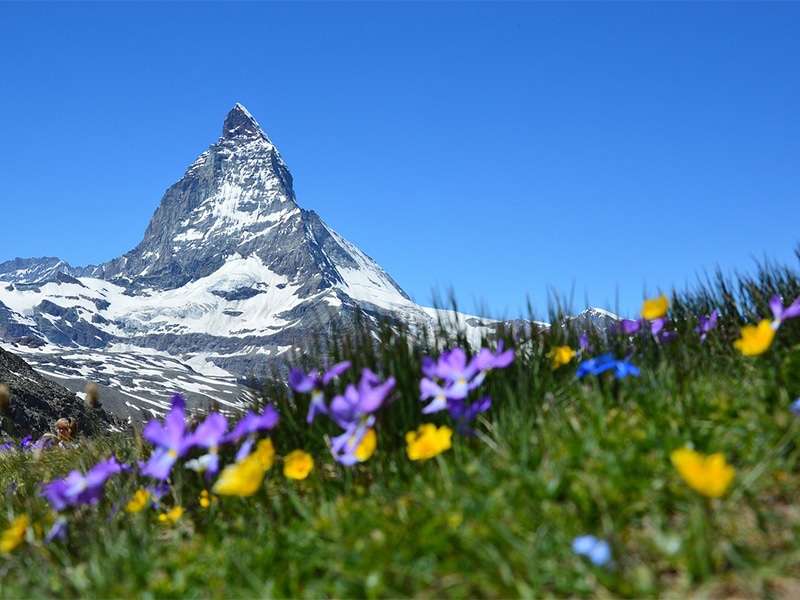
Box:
[0,104,452,417]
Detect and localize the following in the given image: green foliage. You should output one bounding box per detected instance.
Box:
[2,254,800,597]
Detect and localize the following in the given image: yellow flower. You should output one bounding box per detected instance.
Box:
[405,423,453,461]
[158,506,183,525]
[733,319,776,356]
[641,294,669,320]
[670,447,735,498]
[354,428,377,462]
[199,490,217,508]
[125,488,151,513]
[253,438,276,470]
[1,515,28,554]
[548,346,576,370]
[212,438,275,497]
[284,449,314,480]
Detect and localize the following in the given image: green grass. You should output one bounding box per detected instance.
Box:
[2,252,800,598]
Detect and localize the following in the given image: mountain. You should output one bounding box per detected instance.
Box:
[0,346,124,438]
[0,104,509,419]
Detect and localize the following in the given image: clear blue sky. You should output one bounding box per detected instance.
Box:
[1,2,798,320]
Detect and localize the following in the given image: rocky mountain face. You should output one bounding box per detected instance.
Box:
[0,346,124,438]
[0,104,618,421]
[0,104,503,419]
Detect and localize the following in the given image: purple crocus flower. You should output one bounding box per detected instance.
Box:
[328,368,395,465]
[576,354,640,379]
[769,294,800,329]
[288,361,351,423]
[695,309,719,342]
[141,394,197,480]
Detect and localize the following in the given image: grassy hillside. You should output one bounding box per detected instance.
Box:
[2,252,800,598]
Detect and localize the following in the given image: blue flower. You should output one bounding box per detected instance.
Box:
[790,398,800,417]
[572,534,611,566]
[576,354,640,379]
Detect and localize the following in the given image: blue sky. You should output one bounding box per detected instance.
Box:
[1,2,798,320]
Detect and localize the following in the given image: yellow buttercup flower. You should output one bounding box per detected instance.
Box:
[284,449,314,480]
[1,515,28,554]
[253,438,276,470]
[670,447,735,498]
[733,319,776,356]
[199,490,217,508]
[405,423,453,461]
[354,428,377,462]
[125,489,151,513]
[213,442,274,497]
[158,506,183,525]
[548,346,576,370]
[641,294,669,320]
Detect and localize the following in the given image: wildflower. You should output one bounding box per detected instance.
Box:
[0,514,28,554]
[446,395,491,436]
[331,426,379,466]
[353,428,377,462]
[158,506,183,525]
[618,318,641,335]
[184,412,228,478]
[405,423,453,461]
[199,490,217,508]
[572,535,611,567]
[141,394,197,480]
[42,456,122,510]
[471,340,515,372]
[769,294,800,329]
[641,294,669,320]
[579,332,592,353]
[212,438,275,497]
[670,447,735,498]
[789,398,800,417]
[420,343,512,415]
[733,319,776,356]
[548,346,576,370]
[576,354,640,379]
[288,361,351,423]
[284,449,314,480]
[125,488,151,513]
[696,309,719,343]
[328,368,394,465]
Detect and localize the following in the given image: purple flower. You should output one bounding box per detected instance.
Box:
[44,516,69,543]
[447,395,492,435]
[472,340,515,372]
[769,294,800,329]
[696,309,719,342]
[579,332,592,353]
[288,361,351,423]
[141,394,197,480]
[650,317,677,343]
[327,368,395,465]
[420,343,513,417]
[573,535,611,566]
[619,319,641,335]
[224,406,280,462]
[184,412,228,478]
[42,456,122,511]
[576,354,640,379]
